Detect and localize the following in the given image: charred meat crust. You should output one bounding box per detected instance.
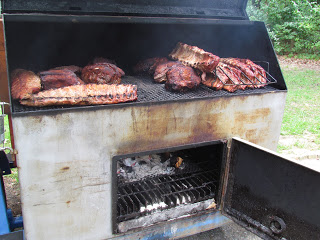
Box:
[165,65,201,92]
[153,61,185,83]
[81,63,125,84]
[39,69,84,90]
[11,69,41,100]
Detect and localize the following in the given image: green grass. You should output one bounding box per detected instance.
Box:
[277,144,292,151]
[281,68,320,137]
[1,105,12,148]
[3,115,11,148]
[1,111,15,182]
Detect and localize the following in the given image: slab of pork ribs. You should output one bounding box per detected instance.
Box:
[20,84,137,107]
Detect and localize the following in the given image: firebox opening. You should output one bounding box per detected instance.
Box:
[112,141,226,233]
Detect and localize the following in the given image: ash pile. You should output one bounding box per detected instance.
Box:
[117,153,185,183]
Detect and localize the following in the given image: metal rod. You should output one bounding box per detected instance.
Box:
[218,66,236,85]
[234,66,255,85]
[258,72,270,83]
[225,66,246,84]
[254,75,263,84]
[265,71,278,83]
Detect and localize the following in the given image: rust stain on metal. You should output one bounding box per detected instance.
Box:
[245,129,257,139]
[235,108,271,124]
[116,94,278,155]
[118,104,179,153]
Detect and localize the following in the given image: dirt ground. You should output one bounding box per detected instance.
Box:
[277,55,320,71]
[2,55,320,222]
[3,174,21,216]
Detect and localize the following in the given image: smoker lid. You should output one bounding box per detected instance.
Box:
[2,0,249,20]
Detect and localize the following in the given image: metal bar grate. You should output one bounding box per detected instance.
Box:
[117,167,219,222]
[217,61,276,87]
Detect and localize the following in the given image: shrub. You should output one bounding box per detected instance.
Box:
[247,0,320,59]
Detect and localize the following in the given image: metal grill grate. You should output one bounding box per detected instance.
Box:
[117,162,219,222]
[11,75,280,114]
[130,76,279,102]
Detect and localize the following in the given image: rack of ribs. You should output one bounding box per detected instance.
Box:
[220,58,260,88]
[236,58,267,87]
[201,63,241,92]
[20,84,137,107]
[169,42,220,72]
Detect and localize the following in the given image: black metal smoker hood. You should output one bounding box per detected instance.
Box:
[2,0,249,20]
[2,0,287,115]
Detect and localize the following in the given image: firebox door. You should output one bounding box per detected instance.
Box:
[222,137,320,240]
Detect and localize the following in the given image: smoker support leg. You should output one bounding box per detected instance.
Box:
[0,173,10,235]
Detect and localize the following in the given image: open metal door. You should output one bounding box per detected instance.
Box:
[222,137,320,240]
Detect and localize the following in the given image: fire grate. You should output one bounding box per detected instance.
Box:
[117,166,219,223]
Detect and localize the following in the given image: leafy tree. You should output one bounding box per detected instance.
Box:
[248,0,320,59]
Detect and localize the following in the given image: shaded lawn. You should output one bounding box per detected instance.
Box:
[281,68,320,140]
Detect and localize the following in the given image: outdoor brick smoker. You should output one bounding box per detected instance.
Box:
[0,0,320,239]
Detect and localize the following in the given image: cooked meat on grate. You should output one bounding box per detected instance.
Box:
[236,58,267,87]
[165,65,201,92]
[153,61,185,83]
[220,58,257,88]
[51,65,82,76]
[169,42,220,72]
[201,63,242,92]
[39,69,84,90]
[81,63,125,84]
[11,69,41,100]
[133,57,169,75]
[20,84,137,107]
[201,72,222,91]
[217,63,246,90]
